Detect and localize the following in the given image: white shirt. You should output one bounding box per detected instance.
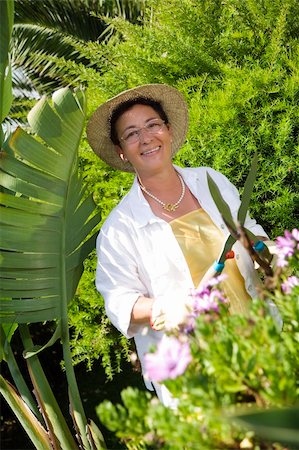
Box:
[96,166,268,391]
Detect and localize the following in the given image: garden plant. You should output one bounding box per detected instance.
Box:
[97,227,299,449]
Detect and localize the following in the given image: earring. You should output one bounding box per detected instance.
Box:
[120,154,128,162]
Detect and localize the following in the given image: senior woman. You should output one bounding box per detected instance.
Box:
[87,84,268,407]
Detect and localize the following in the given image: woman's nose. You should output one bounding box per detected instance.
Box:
[139,127,153,143]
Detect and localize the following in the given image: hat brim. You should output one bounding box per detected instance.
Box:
[86,84,189,172]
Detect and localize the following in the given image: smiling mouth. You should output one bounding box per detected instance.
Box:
[141,146,160,156]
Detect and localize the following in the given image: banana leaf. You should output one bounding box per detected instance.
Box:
[0,87,100,322]
[0,87,104,449]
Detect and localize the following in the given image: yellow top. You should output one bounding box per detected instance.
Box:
[170,208,251,315]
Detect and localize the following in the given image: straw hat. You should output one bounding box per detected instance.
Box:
[86,84,189,172]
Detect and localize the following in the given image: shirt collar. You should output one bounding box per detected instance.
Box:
[127,165,200,228]
[128,177,161,228]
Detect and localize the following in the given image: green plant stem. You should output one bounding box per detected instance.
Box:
[0,374,52,450]
[60,275,106,448]
[0,325,43,422]
[61,315,92,449]
[19,324,79,450]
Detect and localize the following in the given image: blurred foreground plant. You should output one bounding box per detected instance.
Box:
[97,232,299,449]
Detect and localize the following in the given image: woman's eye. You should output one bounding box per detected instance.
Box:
[125,130,139,140]
[148,122,159,130]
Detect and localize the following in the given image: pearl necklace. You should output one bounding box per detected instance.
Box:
[138,173,186,212]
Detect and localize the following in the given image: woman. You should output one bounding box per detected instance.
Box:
[87,84,269,406]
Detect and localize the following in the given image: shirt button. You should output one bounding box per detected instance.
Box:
[236,254,240,260]
[221,224,225,229]
[248,285,252,291]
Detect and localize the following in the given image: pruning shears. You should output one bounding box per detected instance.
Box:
[198,153,272,289]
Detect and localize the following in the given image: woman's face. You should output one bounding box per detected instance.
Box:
[114,104,173,177]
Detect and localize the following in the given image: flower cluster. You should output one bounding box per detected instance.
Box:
[275,228,299,267]
[144,336,192,382]
[191,274,228,315]
[281,276,299,294]
[145,276,227,382]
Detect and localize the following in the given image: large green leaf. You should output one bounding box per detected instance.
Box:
[0,87,100,324]
[234,407,299,446]
[0,86,104,449]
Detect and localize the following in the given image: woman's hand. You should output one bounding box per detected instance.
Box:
[150,293,193,331]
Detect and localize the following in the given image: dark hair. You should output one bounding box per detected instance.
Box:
[110,97,169,145]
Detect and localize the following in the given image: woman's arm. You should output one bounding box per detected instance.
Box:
[130,295,154,325]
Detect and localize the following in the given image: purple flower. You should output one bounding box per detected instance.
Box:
[191,275,227,315]
[206,274,227,287]
[281,276,299,294]
[275,229,299,267]
[292,228,299,242]
[193,290,221,314]
[144,336,192,382]
[276,232,296,256]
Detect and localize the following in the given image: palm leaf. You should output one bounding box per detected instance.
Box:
[10,0,146,99]
[0,86,104,448]
[0,87,100,324]
[14,0,145,39]
[11,23,89,95]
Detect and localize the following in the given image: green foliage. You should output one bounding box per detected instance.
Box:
[97,388,154,449]
[78,141,133,223]
[180,64,299,236]
[81,0,299,236]
[69,251,132,379]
